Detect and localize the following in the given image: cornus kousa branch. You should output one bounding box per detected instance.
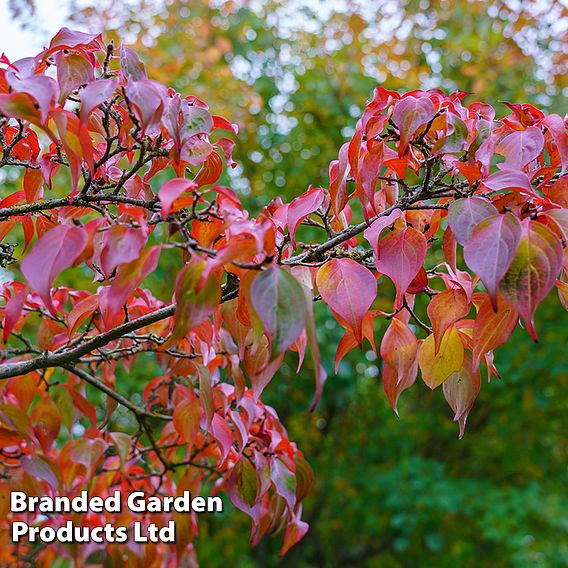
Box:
[0,27,567,565]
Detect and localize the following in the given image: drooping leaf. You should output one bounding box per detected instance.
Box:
[169,258,222,343]
[250,266,307,359]
[380,318,418,381]
[499,219,564,341]
[471,292,518,371]
[442,352,481,439]
[463,213,521,306]
[382,357,417,416]
[374,226,427,309]
[427,288,470,353]
[21,225,88,315]
[316,258,377,343]
[419,326,464,389]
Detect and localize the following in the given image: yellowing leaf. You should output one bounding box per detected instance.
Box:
[419,326,464,389]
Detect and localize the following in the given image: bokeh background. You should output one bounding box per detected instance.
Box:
[2,1,568,566]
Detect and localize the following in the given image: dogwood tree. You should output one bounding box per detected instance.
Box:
[0,28,566,566]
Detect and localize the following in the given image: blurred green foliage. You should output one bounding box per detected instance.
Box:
[6,0,568,565]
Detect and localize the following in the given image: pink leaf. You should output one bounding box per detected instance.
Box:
[363,208,403,257]
[463,213,521,307]
[447,197,498,245]
[495,126,544,170]
[21,225,88,315]
[287,186,324,248]
[373,227,427,309]
[392,95,436,156]
[159,178,197,218]
[481,170,536,197]
[79,78,118,123]
[316,258,377,343]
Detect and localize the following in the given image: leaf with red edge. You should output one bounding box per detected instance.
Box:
[181,103,213,142]
[20,455,60,492]
[51,109,95,193]
[542,114,568,171]
[392,95,436,156]
[55,51,94,101]
[270,456,296,511]
[419,326,464,389]
[380,318,418,381]
[48,28,102,53]
[159,177,197,218]
[212,115,238,135]
[495,126,544,170]
[2,288,27,342]
[228,456,260,514]
[279,512,309,556]
[427,288,470,353]
[499,219,563,341]
[374,226,427,310]
[316,258,377,343]
[442,352,481,439]
[173,396,201,444]
[0,92,43,126]
[21,225,88,316]
[67,294,98,337]
[463,213,521,307]
[250,266,307,359]
[329,142,350,214]
[287,186,324,248]
[169,258,222,344]
[447,196,498,245]
[382,358,417,416]
[471,292,518,371]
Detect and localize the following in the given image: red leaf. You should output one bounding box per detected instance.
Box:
[21,225,88,315]
[380,318,418,382]
[329,142,350,214]
[287,186,324,248]
[316,258,377,343]
[427,288,470,353]
[374,227,427,310]
[481,170,536,197]
[471,292,518,371]
[363,208,403,257]
[159,177,197,218]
